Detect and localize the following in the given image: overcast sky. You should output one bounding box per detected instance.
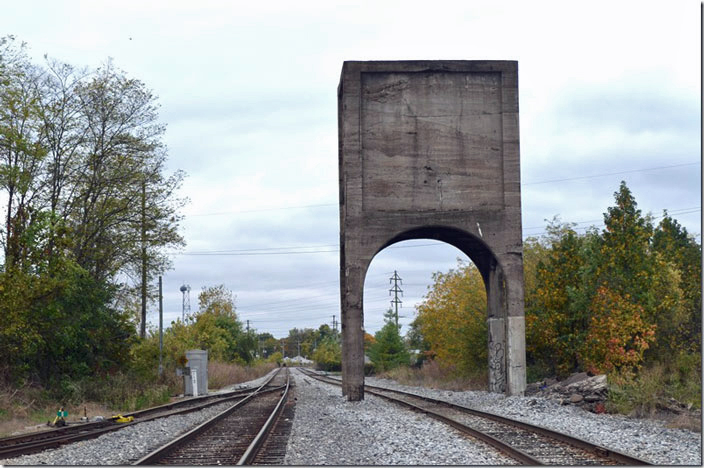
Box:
[3,1,700,338]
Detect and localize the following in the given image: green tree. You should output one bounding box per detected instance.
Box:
[595,181,655,305]
[525,219,589,377]
[369,309,410,372]
[0,37,185,387]
[256,332,279,359]
[0,37,46,272]
[285,327,318,358]
[69,59,185,284]
[588,182,685,366]
[198,284,237,319]
[0,257,134,384]
[194,284,255,363]
[652,212,702,354]
[312,337,341,371]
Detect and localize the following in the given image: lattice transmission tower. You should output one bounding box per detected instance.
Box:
[180,283,191,321]
[389,270,403,329]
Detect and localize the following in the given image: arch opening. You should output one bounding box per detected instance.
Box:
[358,227,509,393]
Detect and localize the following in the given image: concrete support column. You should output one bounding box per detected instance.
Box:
[340,264,365,401]
[487,317,506,393]
[504,254,526,396]
[506,316,526,395]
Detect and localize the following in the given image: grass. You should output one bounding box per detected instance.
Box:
[606,354,701,431]
[0,382,115,437]
[0,360,276,438]
[208,360,276,390]
[376,360,488,391]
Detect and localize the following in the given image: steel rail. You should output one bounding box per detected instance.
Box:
[0,386,286,460]
[0,383,268,450]
[132,367,285,465]
[0,370,283,460]
[299,369,537,464]
[366,383,645,465]
[236,370,291,465]
[299,368,651,466]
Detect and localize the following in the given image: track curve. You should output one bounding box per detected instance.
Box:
[298,367,650,466]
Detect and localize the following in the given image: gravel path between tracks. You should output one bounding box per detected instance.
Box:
[284,369,516,465]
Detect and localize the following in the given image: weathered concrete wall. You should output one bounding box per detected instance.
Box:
[339,61,526,400]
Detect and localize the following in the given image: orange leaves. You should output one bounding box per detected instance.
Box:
[580,286,656,376]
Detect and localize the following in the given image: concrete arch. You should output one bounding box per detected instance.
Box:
[338,60,526,401]
[378,225,503,288]
[343,224,520,399]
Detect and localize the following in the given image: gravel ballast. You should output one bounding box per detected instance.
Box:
[284,370,515,465]
[0,374,276,466]
[2,368,701,465]
[361,374,702,465]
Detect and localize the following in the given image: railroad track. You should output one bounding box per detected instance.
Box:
[0,370,284,460]
[133,367,292,465]
[298,368,651,466]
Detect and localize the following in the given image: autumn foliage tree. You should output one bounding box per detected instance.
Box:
[413,260,487,379]
[416,180,700,393]
[580,286,656,375]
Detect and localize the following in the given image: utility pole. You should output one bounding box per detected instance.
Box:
[389,270,403,329]
[246,320,250,332]
[158,276,163,376]
[297,339,301,357]
[140,180,147,339]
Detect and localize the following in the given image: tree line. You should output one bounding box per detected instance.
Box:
[412,181,701,398]
[0,36,185,387]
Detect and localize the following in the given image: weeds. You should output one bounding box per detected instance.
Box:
[378,361,487,391]
[0,360,278,437]
[607,367,663,417]
[208,361,275,389]
[607,353,702,421]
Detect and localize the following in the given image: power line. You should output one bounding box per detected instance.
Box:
[169,241,445,256]
[185,202,336,217]
[171,204,700,257]
[523,207,701,232]
[180,244,338,255]
[523,207,701,238]
[177,248,338,256]
[522,162,699,186]
[177,161,698,219]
